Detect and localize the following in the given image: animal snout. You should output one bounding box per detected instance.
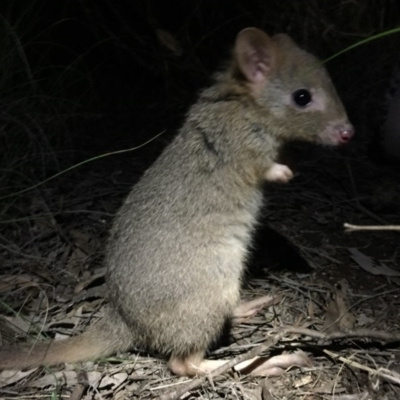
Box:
[337,123,354,144]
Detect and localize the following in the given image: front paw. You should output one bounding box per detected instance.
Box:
[265,163,293,183]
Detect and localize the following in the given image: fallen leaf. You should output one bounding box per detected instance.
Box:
[357,313,375,327]
[74,268,106,294]
[324,281,356,332]
[70,229,95,255]
[293,374,313,388]
[29,370,78,388]
[314,380,347,394]
[0,275,38,293]
[3,315,33,334]
[0,369,36,388]
[87,371,102,388]
[46,306,83,330]
[156,29,182,56]
[99,372,128,389]
[261,380,275,400]
[349,248,400,277]
[242,387,262,400]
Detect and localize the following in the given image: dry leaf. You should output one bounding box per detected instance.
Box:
[242,387,262,400]
[233,294,282,324]
[29,370,77,388]
[293,374,313,388]
[30,197,57,233]
[99,372,128,389]
[69,247,89,263]
[314,380,347,394]
[74,268,106,294]
[87,371,102,388]
[357,313,375,327]
[72,285,107,303]
[261,380,275,400]
[2,315,32,334]
[0,369,36,388]
[46,306,83,330]
[349,248,400,277]
[0,275,38,293]
[70,229,95,255]
[324,280,356,332]
[156,29,182,56]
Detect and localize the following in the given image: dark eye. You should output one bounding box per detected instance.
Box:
[292,89,312,107]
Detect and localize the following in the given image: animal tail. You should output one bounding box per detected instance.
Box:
[0,309,133,369]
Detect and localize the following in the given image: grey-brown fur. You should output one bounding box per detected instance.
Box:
[0,28,353,374]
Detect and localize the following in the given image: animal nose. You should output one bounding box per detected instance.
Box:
[338,124,354,143]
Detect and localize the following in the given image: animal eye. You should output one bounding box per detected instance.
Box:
[292,89,312,107]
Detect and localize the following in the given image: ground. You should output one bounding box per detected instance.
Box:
[1,121,400,399]
[1,2,400,399]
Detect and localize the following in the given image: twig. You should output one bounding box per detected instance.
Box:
[282,326,400,343]
[345,161,400,236]
[324,349,400,385]
[344,223,400,232]
[158,326,400,400]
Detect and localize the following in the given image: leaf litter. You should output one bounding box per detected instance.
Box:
[1,125,400,400]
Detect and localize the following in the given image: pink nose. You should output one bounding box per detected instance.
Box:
[339,124,354,143]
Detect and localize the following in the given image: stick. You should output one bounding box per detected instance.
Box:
[282,326,400,343]
[344,223,400,232]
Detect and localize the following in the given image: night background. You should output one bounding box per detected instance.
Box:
[1,1,400,399]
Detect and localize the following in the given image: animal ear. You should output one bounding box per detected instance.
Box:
[234,28,277,84]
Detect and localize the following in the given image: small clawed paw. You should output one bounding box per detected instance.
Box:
[265,163,294,183]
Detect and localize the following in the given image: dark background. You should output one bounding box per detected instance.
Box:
[2,0,400,179]
[1,0,400,259]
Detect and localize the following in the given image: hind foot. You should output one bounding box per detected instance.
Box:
[168,351,311,377]
[168,352,226,376]
[234,351,313,376]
